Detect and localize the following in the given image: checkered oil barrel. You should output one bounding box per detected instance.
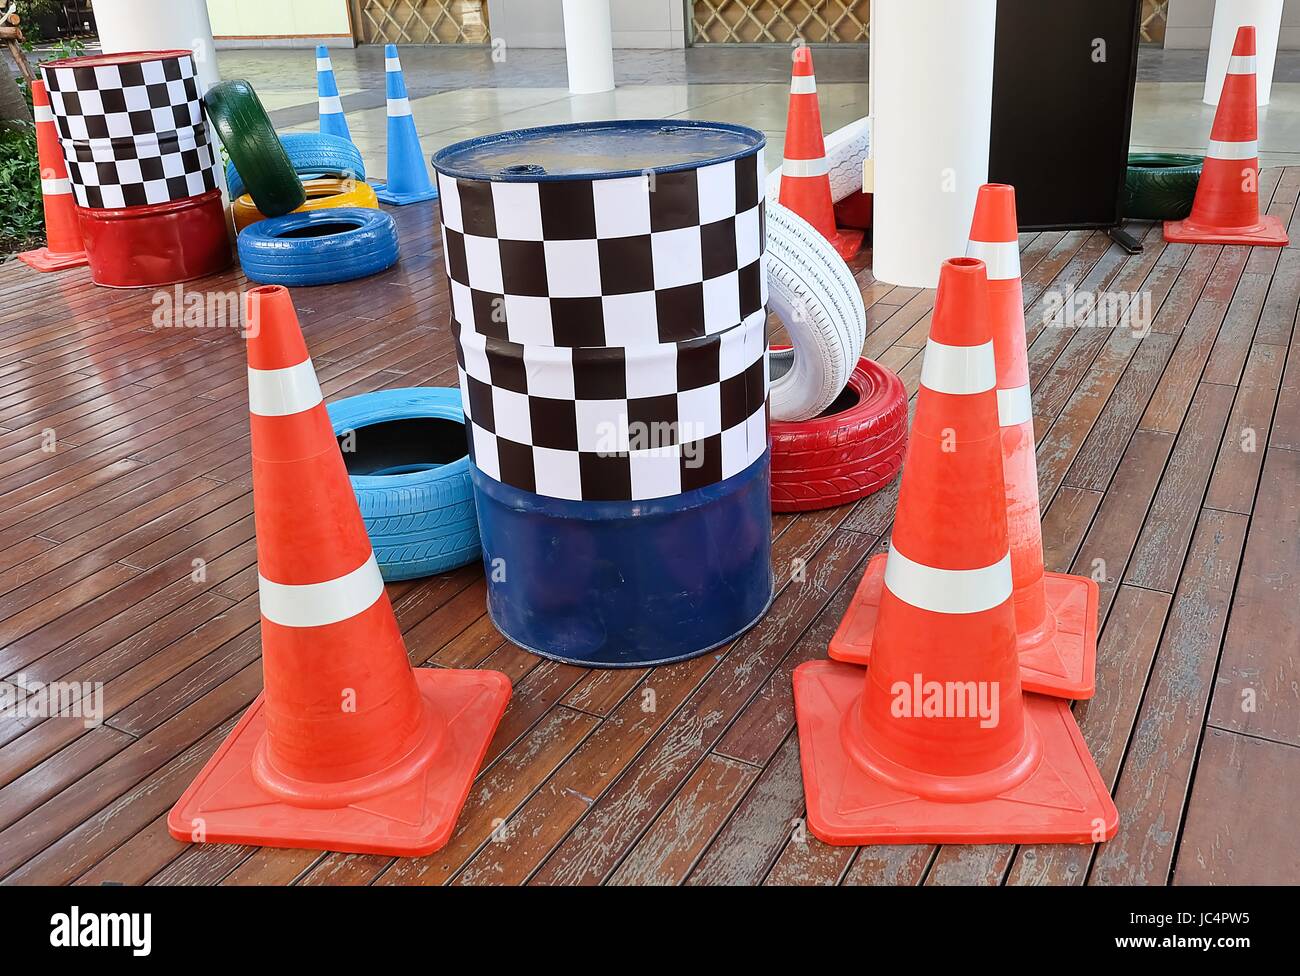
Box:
[40,50,230,287]
[433,121,773,667]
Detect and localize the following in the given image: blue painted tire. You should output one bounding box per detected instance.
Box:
[237,208,399,286]
[327,388,481,581]
[227,132,365,200]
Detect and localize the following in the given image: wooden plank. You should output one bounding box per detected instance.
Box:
[1173,729,1300,885]
[1061,333,1178,491]
[1253,246,1300,347]
[607,755,758,886]
[0,665,259,881]
[526,527,871,886]
[1271,323,1300,451]
[1140,248,1248,432]
[1206,448,1300,747]
[841,845,933,886]
[1004,585,1171,885]
[1126,383,1235,592]
[1089,509,1248,885]
[1068,429,1174,622]
[763,825,855,886]
[377,706,600,886]
[1034,325,1151,510]
[714,535,873,767]
[1204,342,1288,513]
[686,733,804,885]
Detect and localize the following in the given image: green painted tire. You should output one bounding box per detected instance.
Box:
[1123,152,1202,221]
[202,79,305,217]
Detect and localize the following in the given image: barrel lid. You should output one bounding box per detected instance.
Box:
[432,120,765,182]
[42,49,193,70]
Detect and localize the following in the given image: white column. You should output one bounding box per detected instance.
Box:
[871,0,995,289]
[1203,0,1283,106]
[562,0,616,95]
[92,0,221,95]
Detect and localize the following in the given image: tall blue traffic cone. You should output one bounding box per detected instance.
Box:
[316,45,352,142]
[372,44,438,205]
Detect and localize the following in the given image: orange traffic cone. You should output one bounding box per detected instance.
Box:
[779,47,863,260]
[17,79,87,272]
[168,285,511,857]
[1165,25,1288,246]
[793,257,1117,845]
[829,185,1098,699]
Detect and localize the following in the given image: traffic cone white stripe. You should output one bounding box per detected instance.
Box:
[258,552,385,628]
[319,94,343,114]
[387,96,412,118]
[919,338,998,395]
[34,104,54,124]
[41,177,71,195]
[316,56,333,72]
[782,155,829,178]
[1207,138,1258,160]
[385,56,402,72]
[790,75,817,95]
[884,543,1013,615]
[1227,54,1257,74]
[997,384,1033,428]
[965,239,1020,280]
[246,359,324,417]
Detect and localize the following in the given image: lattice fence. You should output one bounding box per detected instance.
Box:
[352,0,490,44]
[1140,0,1169,45]
[692,0,870,44]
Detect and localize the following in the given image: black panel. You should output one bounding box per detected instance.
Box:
[989,0,1142,230]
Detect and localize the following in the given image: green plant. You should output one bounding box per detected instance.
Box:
[0,123,45,260]
[15,0,56,46]
[50,36,86,59]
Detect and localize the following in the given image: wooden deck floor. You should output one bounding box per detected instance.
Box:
[0,170,1297,887]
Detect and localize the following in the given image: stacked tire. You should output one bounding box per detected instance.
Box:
[205,81,399,286]
[764,198,906,512]
[770,359,907,512]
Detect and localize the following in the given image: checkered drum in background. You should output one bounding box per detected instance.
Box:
[41,51,219,209]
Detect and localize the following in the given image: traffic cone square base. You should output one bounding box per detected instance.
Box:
[16,245,88,272]
[830,227,865,262]
[371,181,438,206]
[1163,212,1288,246]
[792,659,1119,845]
[827,552,1098,699]
[168,668,510,857]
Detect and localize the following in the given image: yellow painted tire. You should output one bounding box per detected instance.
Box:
[233,177,379,232]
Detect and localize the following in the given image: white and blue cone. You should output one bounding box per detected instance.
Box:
[372,44,438,205]
[316,45,352,142]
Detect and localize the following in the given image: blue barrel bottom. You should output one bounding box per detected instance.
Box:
[471,456,774,668]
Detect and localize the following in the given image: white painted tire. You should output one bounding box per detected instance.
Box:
[767,116,870,204]
[765,200,867,422]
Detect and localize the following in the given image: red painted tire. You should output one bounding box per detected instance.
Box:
[770,357,908,513]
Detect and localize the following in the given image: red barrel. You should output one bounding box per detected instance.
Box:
[78,189,232,288]
[41,50,231,287]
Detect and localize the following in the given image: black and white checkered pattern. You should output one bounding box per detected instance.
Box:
[454,310,769,501]
[41,53,219,209]
[436,150,768,347]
